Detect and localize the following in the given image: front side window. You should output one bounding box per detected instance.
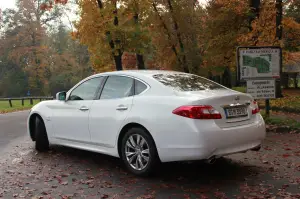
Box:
[153,73,226,92]
[69,77,104,100]
[100,76,134,100]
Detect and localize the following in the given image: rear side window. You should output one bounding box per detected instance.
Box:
[100,76,134,100]
[153,73,226,91]
[135,80,147,95]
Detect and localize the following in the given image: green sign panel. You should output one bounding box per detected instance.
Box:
[237,47,281,80]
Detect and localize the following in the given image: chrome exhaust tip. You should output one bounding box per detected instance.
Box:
[206,156,217,164]
[251,145,261,151]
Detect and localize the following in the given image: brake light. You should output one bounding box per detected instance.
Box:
[252,108,260,114]
[251,100,260,114]
[172,105,222,119]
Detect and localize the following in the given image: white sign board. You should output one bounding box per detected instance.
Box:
[239,48,280,80]
[246,80,276,99]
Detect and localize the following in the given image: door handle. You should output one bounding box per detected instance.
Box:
[116,105,128,111]
[79,106,89,111]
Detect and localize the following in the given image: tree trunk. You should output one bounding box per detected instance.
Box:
[293,73,298,88]
[276,0,283,40]
[136,54,145,69]
[152,2,183,69]
[114,55,123,71]
[282,73,289,89]
[134,12,145,69]
[249,0,260,31]
[166,0,189,73]
[97,0,123,71]
[208,71,213,80]
[276,0,284,97]
[222,67,232,88]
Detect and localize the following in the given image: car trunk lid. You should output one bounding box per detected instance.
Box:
[174,89,257,128]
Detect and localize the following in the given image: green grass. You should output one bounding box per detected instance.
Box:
[260,110,300,130]
[264,116,300,130]
[232,87,246,93]
[0,99,40,113]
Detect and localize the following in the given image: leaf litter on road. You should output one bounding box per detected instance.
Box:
[0,133,299,198]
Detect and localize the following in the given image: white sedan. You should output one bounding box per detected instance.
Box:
[27,70,266,176]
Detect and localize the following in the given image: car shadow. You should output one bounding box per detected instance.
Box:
[38,145,262,193]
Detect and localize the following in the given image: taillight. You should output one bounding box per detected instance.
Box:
[172,105,222,119]
[251,100,260,114]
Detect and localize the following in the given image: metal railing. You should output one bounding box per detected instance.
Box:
[0,96,54,107]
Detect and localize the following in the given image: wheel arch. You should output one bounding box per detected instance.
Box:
[117,123,160,160]
[28,113,44,141]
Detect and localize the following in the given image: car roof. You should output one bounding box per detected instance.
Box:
[85,70,188,96]
[97,70,183,76]
[91,70,188,79]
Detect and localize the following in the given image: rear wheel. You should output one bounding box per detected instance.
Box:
[121,127,159,176]
[35,117,49,152]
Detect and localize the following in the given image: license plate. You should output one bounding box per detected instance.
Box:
[225,106,248,119]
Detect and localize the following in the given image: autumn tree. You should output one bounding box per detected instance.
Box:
[0,0,92,96]
[203,0,249,78]
[46,0,206,73]
[0,0,65,95]
[239,0,300,63]
[0,34,29,97]
[285,0,300,23]
[150,0,205,73]
[46,23,92,95]
[122,0,149,69]
[33,0,300,87]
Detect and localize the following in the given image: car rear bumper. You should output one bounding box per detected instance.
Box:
[157,115,266,162]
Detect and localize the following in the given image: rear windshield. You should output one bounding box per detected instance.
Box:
[153,73,226,91]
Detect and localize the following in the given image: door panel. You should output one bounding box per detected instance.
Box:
[89,97,133,147]
[52,100,94,142]
[89,75,134,148]
[52,77,104,143]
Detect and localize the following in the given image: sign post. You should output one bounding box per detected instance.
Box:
[237,46,282,117]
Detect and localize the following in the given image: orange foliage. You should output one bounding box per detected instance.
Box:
[122,52,137,70]
[214,0,249,15]
[40,0,68,10]
[238,0,279,46]
[40,0,300,74]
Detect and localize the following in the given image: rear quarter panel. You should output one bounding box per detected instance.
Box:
[125,95,204,149]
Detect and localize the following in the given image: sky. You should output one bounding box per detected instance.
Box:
[0,0,78,30]
[1,0,207,10]
[0,0,207,29]
[0,0,17,10]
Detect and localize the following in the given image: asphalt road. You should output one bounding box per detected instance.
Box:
[0,111,299,198]
[0,111,29,158]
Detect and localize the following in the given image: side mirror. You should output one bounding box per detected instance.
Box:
[56,92,67,101]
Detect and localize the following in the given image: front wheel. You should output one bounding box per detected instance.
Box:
[121,127,159,176]
[35,116,49,152]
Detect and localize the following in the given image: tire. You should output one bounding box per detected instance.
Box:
[35,116,49,152]
[121,127,159,177]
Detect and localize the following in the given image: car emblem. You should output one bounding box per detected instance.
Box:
[235,96,240,101]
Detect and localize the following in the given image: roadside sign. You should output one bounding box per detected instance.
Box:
[237,46,281,81]
[246,79,276,99]
[237,46,282,116]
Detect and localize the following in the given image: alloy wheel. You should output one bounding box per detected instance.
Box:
[125,134,150,171]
